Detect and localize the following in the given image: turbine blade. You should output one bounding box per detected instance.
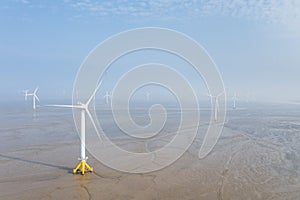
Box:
[86,80,103,106]
[34,87,39,94]
[217,91,225,97]
[85,108,102,141]
[44,104,82,109]
[35,95,40,102]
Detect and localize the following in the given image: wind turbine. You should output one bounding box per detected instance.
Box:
[46,81,102,175]
[245,92,250,103]
[23,90,29,101]
[232,93,238,109]
[207,92,224,122]
[24,87,40,110]
[146,92,150,102]
[103,91,111,104]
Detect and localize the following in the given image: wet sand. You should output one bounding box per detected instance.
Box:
[1,106,300,199]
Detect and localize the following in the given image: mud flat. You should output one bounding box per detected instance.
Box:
[1,106,300,199]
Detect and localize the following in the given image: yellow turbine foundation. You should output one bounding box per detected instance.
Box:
[73,160,93,175]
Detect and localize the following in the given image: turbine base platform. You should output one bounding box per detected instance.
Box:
[73,160,93,175]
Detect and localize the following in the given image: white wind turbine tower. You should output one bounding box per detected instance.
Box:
[207,92,224,122]
[103,91,111,104]
[46,81,102,175]
[232,93,238,109]
[24,87,40,110]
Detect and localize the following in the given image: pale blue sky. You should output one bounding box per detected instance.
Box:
[1,0,300,103]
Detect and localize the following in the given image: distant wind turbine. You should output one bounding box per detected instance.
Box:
[103,91,111,104]
[245,92,250,103]
[207,91,224,122]
[146,92,150,102]
[232,93,238,109]
[22,90,29,101]
[24,87,40,110]
[46,81,102,175]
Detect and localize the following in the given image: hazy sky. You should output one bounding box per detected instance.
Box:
[1,0,300,103]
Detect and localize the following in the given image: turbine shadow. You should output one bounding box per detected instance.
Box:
[0,154,73,173]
